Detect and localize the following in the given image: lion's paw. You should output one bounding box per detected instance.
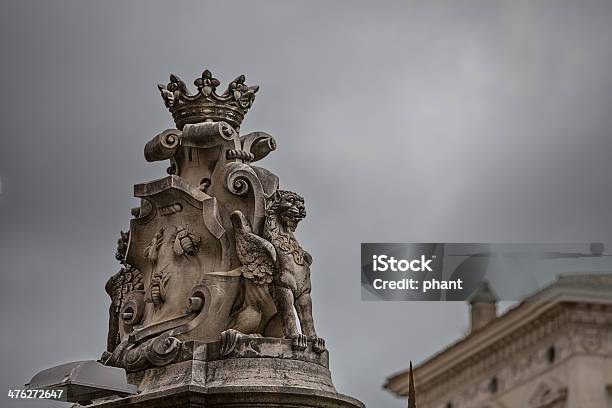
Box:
[311,337,326,354]
[290,334,308,351]
[220,329,243,357]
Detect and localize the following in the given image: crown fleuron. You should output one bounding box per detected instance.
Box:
[158,69,259,130]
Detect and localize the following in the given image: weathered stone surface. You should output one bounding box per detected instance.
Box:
[103,69,335,369]
[87,338,363,408]
[88,385,364,408]
[125,337,332,393]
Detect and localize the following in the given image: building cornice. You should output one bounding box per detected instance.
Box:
[385,273,612,400]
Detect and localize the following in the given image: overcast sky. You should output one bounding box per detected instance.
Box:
[1,1,612,407]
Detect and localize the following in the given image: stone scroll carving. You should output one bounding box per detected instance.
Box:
[102,69,325,371]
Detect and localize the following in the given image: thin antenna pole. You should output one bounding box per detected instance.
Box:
[408,361,416,408]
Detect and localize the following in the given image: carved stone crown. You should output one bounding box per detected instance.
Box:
[158,69,259,130]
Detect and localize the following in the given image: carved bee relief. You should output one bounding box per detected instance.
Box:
[142,225,201,308]
[173,224,200,256]
[145,265,170,307]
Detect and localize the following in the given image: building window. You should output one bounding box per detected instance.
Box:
[546,346,556,364]
[488,376,498,394]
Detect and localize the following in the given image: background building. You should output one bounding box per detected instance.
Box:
[385,274,612,408]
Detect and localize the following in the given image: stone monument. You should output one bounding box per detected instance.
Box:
[94,69,363,407]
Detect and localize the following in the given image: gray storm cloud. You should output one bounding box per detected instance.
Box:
[1,1,612,406]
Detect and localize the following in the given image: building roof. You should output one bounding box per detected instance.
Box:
[384,272,612,397]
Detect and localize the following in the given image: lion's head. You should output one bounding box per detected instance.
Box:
[266,190,306,232]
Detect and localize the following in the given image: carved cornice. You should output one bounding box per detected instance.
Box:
[416,304,569,405]
[414,303,612,407]
[385,274,612,401]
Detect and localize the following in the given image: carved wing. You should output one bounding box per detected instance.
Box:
[231,210,277,285]
[237,232,277,284]
[106,266,144,312]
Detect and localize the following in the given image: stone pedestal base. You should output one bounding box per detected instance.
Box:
[86,385,362,407]
[87,335,364,408]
